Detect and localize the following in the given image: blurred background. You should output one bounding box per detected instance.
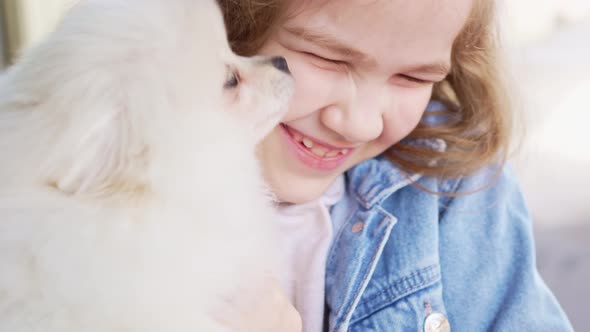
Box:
[0,0,588,330]
[502,1,590,330]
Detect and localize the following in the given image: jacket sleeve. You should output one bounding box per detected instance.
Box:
[438,164,574,331]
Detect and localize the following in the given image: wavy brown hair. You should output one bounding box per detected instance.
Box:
[217,0,512,179]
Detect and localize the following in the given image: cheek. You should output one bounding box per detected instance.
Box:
[281,59,313,121]
[360,102,425,161]
[380,90,431,144]
[276,56,339,122]
[257,40,341,123]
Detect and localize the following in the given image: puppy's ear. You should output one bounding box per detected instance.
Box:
[46,104,149,198]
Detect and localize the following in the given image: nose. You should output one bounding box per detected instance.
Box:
[321,107,383,143]
[269,56,291,75]
[320,85,385,143]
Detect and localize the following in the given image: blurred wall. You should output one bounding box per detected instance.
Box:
[0,2,7,66]
[501,1,590,226]
[502,0,590,43]
[1,0,74,63]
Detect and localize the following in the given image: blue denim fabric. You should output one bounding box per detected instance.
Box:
[325,156,574,331]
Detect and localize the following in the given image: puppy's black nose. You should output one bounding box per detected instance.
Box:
[270,56,291,75]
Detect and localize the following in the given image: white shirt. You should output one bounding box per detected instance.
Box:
[275,176,345,332]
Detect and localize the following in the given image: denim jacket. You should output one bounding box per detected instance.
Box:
[325,156,574,331]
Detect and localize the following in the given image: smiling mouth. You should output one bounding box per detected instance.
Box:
[281,124,352,159]
[279,123,355,171]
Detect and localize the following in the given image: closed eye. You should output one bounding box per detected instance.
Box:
[303,52,349,67]
[398,74,430,84]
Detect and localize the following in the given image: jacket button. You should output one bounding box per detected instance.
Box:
[351,222,364,233]
[423,312,450,332]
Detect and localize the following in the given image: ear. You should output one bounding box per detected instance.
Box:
[45,104,150,198]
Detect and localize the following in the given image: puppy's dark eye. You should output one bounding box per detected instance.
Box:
[224,67,240,89]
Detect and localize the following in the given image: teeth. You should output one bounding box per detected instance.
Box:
[302,138,314,148]
[293,130,349,158]
[310,146,328,157]
[325,151,340,158]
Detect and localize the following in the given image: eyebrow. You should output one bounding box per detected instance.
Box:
[284,26,452,77]
[284,26,370,63]
[408,62,452,77]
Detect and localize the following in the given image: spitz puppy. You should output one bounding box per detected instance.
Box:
[0,0,293,331]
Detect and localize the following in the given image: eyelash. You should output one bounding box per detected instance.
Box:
[303,52,348,66]
[398,75,430,84]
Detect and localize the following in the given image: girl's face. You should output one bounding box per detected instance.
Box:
[256,0,474,203]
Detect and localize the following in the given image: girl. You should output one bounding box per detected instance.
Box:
[217,0,574,331]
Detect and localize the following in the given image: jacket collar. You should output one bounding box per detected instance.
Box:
[347,155,421,209]
[347,134,447,208]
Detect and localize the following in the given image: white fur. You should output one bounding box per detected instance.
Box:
[0,0,293,331]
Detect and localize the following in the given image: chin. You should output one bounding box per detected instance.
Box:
[271,175,338,204]
[276,187,324,205]
[0,0,293,331]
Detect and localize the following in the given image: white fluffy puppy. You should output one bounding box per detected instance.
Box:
[0,0,293,331]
